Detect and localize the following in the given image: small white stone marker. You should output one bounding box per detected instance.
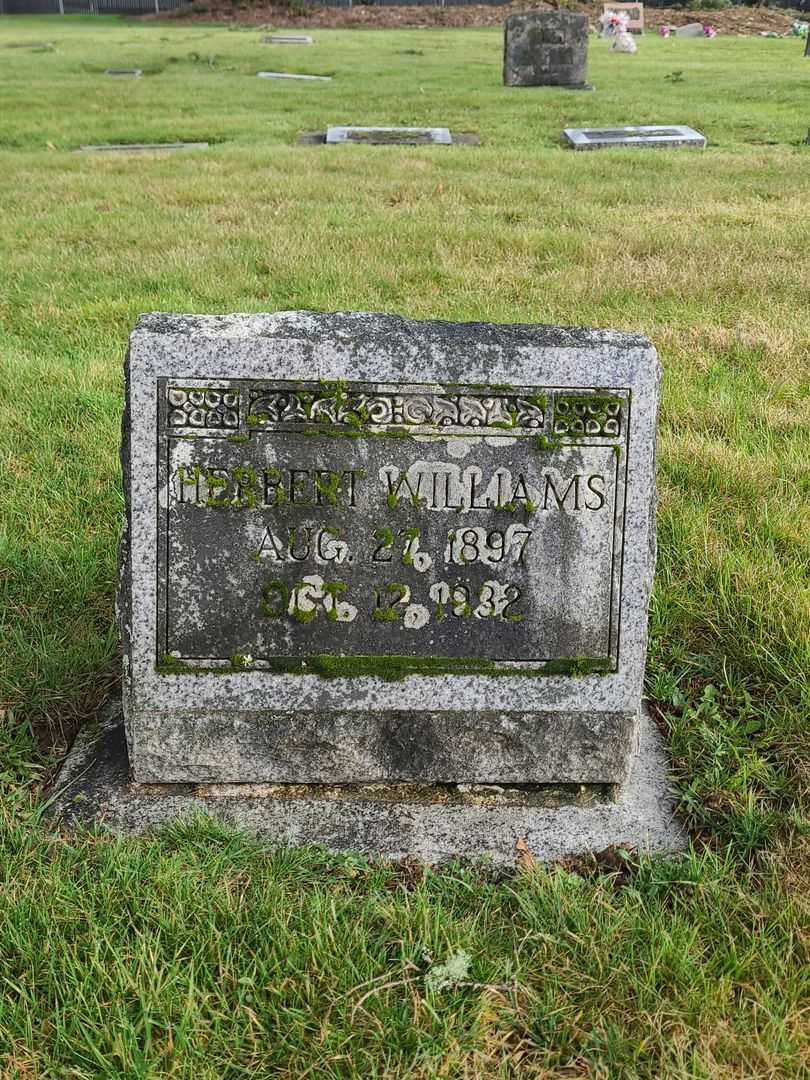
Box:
[326,126,453,146]
[104,69,143,78]
[257,71,331,81]
[77,142,209,153]
[263,35,314,45]
[564,124,706,150]
[4,41,54,49]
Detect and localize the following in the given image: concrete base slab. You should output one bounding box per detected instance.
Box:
[48,702,686,866]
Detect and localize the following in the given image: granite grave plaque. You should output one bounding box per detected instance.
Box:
[325,127,452,146]
[263,34,314,45]
[121,313,659,785]
[564,124,706,150]
[78,142,209,153]
[257,71,331,81]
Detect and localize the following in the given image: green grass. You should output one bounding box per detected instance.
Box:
[1,15,809,1077]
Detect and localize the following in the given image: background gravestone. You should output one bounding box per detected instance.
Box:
[120,312,660,788]
[603,2,644,34]
[503,11,590,89]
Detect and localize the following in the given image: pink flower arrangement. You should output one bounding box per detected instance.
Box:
[703,24,717,37]
[659,24,671,37]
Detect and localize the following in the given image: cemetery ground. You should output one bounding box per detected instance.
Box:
[1,14,809,1077]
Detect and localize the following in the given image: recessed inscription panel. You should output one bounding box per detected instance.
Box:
[157,379,628,675]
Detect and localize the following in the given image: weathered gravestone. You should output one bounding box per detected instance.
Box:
[503,11,591,89]
[119,312,660,789]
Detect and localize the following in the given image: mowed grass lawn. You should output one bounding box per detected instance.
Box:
[1,14,809,1077]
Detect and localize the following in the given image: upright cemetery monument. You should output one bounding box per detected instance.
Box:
[120,312,660,790]
[503,11,591,89]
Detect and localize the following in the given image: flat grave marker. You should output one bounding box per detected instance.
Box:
[263,34,314,45]
[77,142,209,153]
[565,124,706,150]
[3,41,54,49]
[257,71,331,81]
[118,311,661,790]
[104,69,143,78]
[326,126,452,146]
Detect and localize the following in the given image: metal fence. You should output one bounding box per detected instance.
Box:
[1,0,187,12]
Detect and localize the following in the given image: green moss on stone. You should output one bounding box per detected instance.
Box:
[535,435,562,453]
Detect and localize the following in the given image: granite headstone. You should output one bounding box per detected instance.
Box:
[503,11,591,89]
[120,312,660,785]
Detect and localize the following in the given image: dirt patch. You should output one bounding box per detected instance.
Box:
[155,1,804,37]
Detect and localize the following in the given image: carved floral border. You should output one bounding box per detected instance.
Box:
[246,388,546,432]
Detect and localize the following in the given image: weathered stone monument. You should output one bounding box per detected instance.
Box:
[503,11,591,90]
[52,311,684,861]
[119,312,658,786]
